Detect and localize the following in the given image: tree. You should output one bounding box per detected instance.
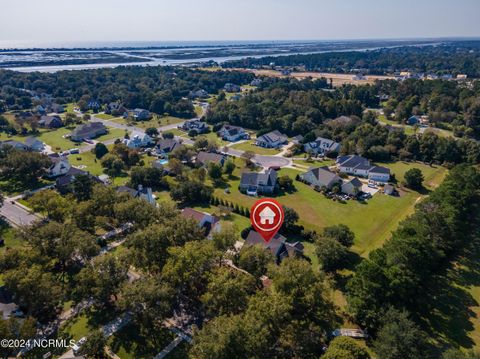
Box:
[241,150,255,167]
[278,175,294,192]
[322,224,355,248]
[211,222,237,252]
[403,168,424,190]
[194,136,209,151]
[315,235,349,272]
[237,244,274,277]
[442,349,480,359]
[201,267,257,316]
[224,160,235,176]
[76,255,129,306]
[0,150,50,185]
[145,127,159,137]
[373,308,429,359]
[208,162,223,181]
[323,337,370,359]
[72,174,95,201]
[170,180,213,204]
[93,142,109,159]
[162,131,174,139]
[282,206,299,233]
[81,329,107,358]
[29,189,71,222]
[129,167,167,191]
[0,316,36,358]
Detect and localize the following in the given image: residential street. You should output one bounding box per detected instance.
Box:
[0,199,39,227]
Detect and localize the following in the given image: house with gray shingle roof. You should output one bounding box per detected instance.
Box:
[336,155,390,182]
[341,177,363,196]
[244,230,303,264]
[304,137,341,156]
[300,166,341,189]
[217,125,248,142]
[196,151,225,167]
[239,169,278,196]
[70,122,107,142]
[255,130,288,148]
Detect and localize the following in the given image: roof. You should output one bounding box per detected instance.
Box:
[348,177,363,187]
[181,207,210,223]
[25,137,42,146]
[56,167,89,187]
[116,186,138,197]
[156,138,180,152]
[257,130,287,144]
[71,122,106,138]
[306,167,340,185]
[196,151,224,165]
[369,166,390,174]
[240,169,277,187]
[337,155,370,168]
[245,230,287,257]
[39,115,62,126]
[219,125,243,137]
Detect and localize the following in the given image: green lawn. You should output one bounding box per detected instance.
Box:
[108,323,175,359]
[95,113,115,120]
[193,203,251,231]
[213,161,447,258]
[292,158,335,169]
[230,140,282,155]
[70,151,105,176]
[110,116,184,129]
[60,307,118,341]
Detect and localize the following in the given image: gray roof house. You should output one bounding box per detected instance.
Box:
[116,185,156,205]
[25,137,45,152]
[336,155,391,182]
[239,169,278,196]
[255,130,288,148]
[244,230,304,264]
[180,119,208,134]
[196,151,225,167]
[304,137,341,156]
[124,108,151,121]
[39,115,63,128]
[180,207,221,237]
[300,166,341,189]
[155,138,182,155]
[0,140,28,151]
[217,125,248,142]
[224,83,241,92]
[341,177,363,196]
[70,122,107,142]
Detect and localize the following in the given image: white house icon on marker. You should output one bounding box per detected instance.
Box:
[259,206,276,225]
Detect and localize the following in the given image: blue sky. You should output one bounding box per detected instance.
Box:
[1,0,479,43]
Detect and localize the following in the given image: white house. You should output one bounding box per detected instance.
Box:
[217,125,248,142]
[124,131,153,149]
[255,130,288,149]
[336,155,390,182]
[368,166,391,182]
[47,154,71,177]
[304,137,341,156]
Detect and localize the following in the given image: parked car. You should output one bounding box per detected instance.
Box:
[84,139,94,144]
[72,337,87,355]
[69,148,80,154]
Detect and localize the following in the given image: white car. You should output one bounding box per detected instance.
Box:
[69,148,80,154]
[72,337,87,355]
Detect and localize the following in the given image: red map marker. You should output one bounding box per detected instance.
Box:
[250,198,284,243]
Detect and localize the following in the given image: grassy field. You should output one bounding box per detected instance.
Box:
[110,116,184,129]
[230,140,282,155]
[213,161,447,258]
[69,151,105,176]
[60,307,118,341]
[95,113,115,120]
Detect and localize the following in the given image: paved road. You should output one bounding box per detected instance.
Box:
[0,200,39,227]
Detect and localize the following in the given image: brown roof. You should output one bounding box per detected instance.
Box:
[181,207,209,223]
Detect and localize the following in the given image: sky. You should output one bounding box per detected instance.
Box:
[1,0,480,45]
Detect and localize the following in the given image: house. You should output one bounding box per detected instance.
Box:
[50,103,65,113]
[0,140,28,151]
[336,155,372,177]
[217,125,248,142]
[116,185,156,205]
[123,131,153,149]
[368,166,391,182]
[291,135,304,145]
[384,184,395,195]
[180,119,208,134]
[25,137,45,152]
[87,100,101,110]
[0,287,21,320]
[47,154,71,177]
[106,102,126,115]
[341,177,363,196]
[336,155,390,182]
[239,169,278,196]
[123,108,151,121]
[36,105,47,115]
[55,167,95,191]
[196,151,225,167]
[230,94,243,101]
[223,83,241,92]
[180,207,221,237]
[189,89,209,99]
[457,74,468,80]
[304,137,341,156]
[250,78,262,86]
[39,115,63,128]
[155,138,182,156]
[255,130,288,148]
[407,115,420,125]
[70,122,107,142]
[244,230,303,264]
[300,167,341,189]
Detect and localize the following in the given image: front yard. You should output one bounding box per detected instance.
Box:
[230,140,282,155]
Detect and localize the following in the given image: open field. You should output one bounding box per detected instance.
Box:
[231,68,395,87]
[230,140,282,155]
[69,151,105,176]
[213,161,447,258]
[109,116,184,129]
